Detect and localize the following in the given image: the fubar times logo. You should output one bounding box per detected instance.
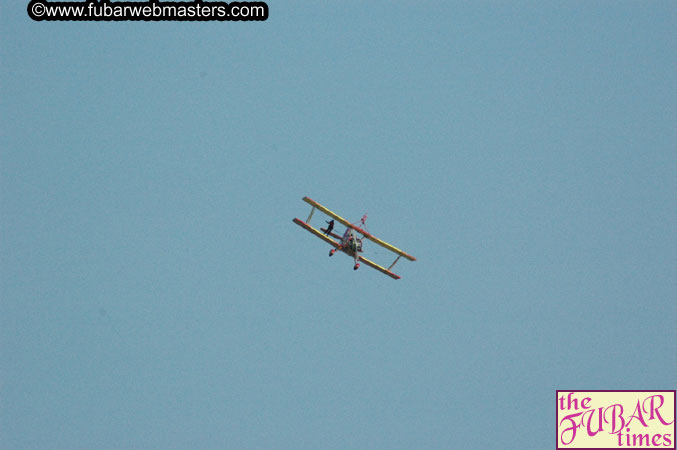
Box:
[557,390,675,449]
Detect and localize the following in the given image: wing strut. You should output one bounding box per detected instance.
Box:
[388,255,402,271]
[306,206,316,223]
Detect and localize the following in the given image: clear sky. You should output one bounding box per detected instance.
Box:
[1,2,675,449]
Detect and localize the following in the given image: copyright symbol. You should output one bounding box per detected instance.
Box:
[28,0,46,21]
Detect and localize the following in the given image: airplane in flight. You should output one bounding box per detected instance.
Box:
[293,197,416,279]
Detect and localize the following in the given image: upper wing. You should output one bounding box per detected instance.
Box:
[303,196,416,261]
[302,197,354,229]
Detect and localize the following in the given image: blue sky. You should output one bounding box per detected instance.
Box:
[2,2,675,449]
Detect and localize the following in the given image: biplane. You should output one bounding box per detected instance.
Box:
[293,197,416,279]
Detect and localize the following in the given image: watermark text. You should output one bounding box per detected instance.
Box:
[28,0,268,22]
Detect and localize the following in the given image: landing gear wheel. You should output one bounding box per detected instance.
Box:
[353,263,360,270]
[329,249,335,256]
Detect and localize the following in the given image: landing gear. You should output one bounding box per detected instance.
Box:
[353,263,360,270]
[329,249,336,256]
